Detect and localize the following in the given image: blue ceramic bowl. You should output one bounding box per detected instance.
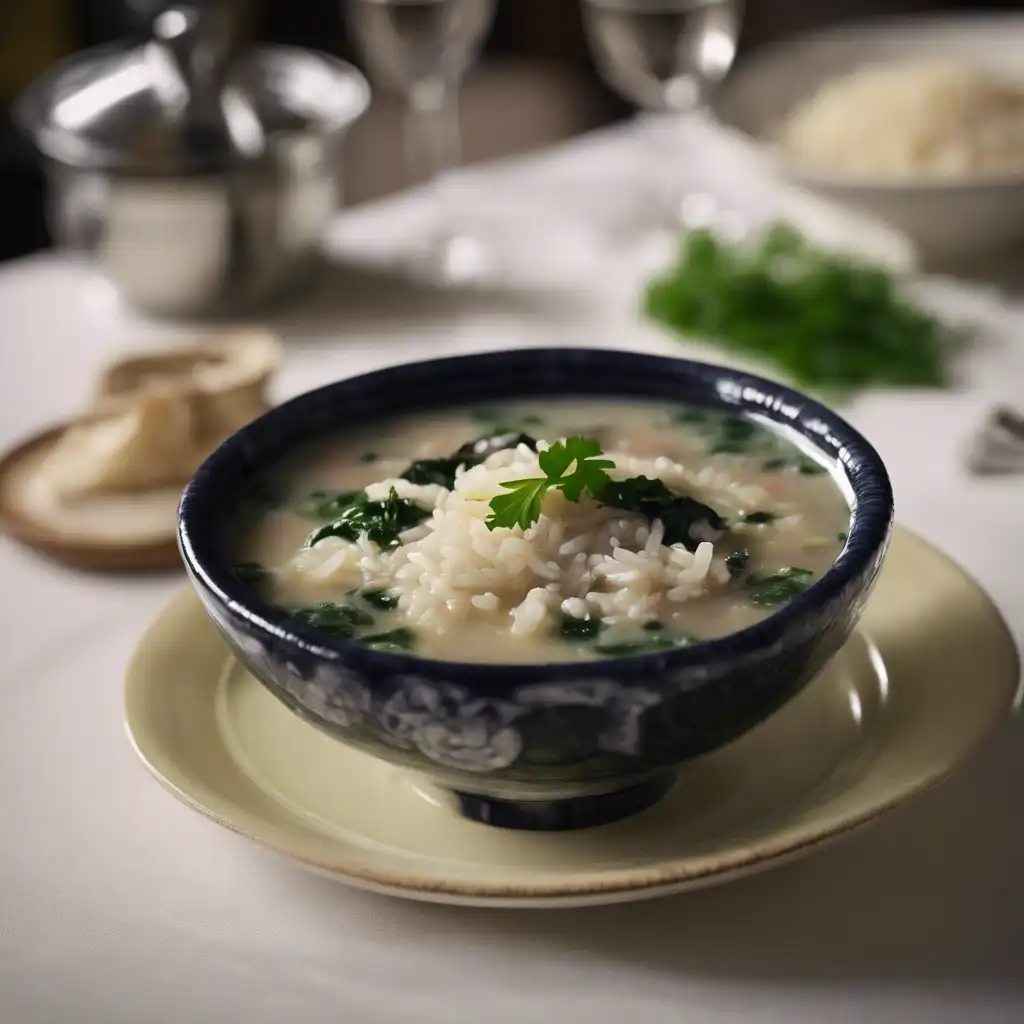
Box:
[179,349,893,830]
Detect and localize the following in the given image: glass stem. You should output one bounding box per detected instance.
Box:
[405,79,462,239]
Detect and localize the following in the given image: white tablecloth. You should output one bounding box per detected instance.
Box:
[1,122,1022,1024]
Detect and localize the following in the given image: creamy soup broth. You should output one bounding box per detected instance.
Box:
[236,400,851,663]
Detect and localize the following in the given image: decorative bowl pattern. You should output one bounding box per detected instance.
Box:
[179,349,893,830]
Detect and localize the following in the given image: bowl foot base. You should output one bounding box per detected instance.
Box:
[449,772,678,831]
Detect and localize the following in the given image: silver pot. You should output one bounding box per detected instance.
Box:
[15,2,369,318]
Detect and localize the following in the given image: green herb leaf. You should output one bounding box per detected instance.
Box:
[762,455,826,475]
[595,634,695,657]
[234,562,269,585]
[486,477,550,531]
[724,549,750,579]
[294,489,364,521]
[359,588,399,611]
[361,627,415,652]
[670,407,708,425]
[401,432,538,490]
[485,437,613,531]
[400,456,465,489]
[601,476,725,550]
[746,567,814,607]
[538,437,615,502]
[744,511,776,525]
[292,602,375,636]
[308,488,429,550]
[455,431,538,462]
[645,224,963,393]
[559,615,604,641]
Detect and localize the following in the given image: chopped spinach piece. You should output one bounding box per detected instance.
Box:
[670,407,708,425]
[602,476,725,550]
[760,455,826,475]
[594,642,650,657]
[400,456,465,489]
[707,414,771,456]
[746,567,814,607]
[361,627,415,652]
[744,511,776,525]
[709,441,748,455]
[290,599,411,649]
[234,562,269,585]
[643,620,665,632]
[454,431,538,462]
[724,549,750,579]
[595,634,695,657]
[520,413,544,425]
[359,451,379,464]
[838,531,848,542]
[292,602,374,637]
[401,431,538,490]
[359,588,399,611]
[307,488,430,550]
[720,415,757,441]
[294,489,364,520]
[559,615,604,641]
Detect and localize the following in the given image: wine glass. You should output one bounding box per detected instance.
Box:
[345,0,496,283]
[581,0,743,240]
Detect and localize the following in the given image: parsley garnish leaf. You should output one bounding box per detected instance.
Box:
[485,437,614,531]
[487,478,551,530]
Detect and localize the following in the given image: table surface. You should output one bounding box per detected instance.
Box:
[1,122,1022,1024]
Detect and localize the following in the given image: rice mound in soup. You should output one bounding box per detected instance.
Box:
[286,442,732,632]
[237,400,850,664]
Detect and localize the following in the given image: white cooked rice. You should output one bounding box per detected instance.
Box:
[277,443,791,637]
[782,58,1024,180]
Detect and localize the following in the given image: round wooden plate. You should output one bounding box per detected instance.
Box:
[0,424,182,573]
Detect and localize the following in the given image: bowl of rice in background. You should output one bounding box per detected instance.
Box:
[712,13,1024,263]
[178,349,892,832]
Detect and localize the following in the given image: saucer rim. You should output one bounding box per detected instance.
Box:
[124,526,1021,907]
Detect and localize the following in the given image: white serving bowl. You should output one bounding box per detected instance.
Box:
[711,13,1024,264]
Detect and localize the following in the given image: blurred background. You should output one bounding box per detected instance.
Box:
[2,0,1017,265]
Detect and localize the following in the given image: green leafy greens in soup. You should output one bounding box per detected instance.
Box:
[237,400,850,664]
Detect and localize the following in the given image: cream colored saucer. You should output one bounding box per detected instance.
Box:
[124,527,1020,908]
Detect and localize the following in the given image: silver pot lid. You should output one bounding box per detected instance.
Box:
[14,1,369,175]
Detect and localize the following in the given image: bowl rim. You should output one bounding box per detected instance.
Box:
[178,349,894,684]
[712,10,1024,195]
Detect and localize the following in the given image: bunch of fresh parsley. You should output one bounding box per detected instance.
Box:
[644,224,963,393]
